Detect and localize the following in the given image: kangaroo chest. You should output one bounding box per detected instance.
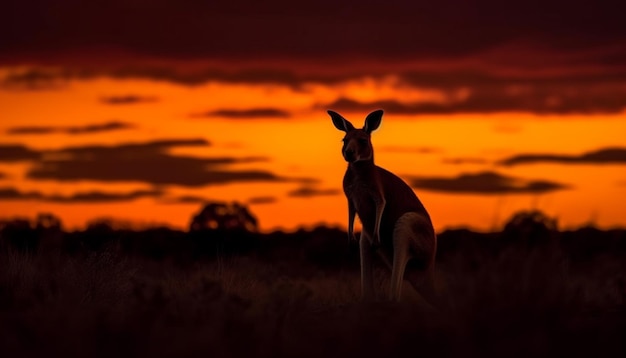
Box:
[343,170,390,236]
[345,179,377,213]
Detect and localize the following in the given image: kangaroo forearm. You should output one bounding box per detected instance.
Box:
[373,198,386,240]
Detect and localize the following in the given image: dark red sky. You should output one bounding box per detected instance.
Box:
[3,0,626,115]
[2,0,625,67]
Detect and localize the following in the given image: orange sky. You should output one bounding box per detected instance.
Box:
[1,76,625,232]
[1,1,625,232]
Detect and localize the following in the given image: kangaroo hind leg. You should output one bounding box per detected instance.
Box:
[394,212,437,305]
[389,213,418,301]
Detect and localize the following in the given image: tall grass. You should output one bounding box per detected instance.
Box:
[1,231,625,358]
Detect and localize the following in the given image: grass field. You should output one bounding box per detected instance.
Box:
[1,219,625,357]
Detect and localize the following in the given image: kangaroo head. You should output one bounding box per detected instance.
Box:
[328,109,383,163]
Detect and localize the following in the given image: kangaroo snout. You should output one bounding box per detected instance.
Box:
[342,135,368,163]
[343,148,357,162]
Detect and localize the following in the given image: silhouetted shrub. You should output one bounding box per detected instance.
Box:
[0,218,38,253]
[502,210,558,247]
[35,212,62,231]
[189,202,258,233]
[82,219,119,251]
[35,212,64,252]
[186,202,261,258]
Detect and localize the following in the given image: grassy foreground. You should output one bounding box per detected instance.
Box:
[1,226,625,358]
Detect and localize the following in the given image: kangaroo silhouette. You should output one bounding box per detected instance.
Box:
[329,109,437,302]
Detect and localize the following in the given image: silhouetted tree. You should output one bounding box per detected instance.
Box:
[35,212,63,231]
[35,212,64,252]
[80,218,118,251]
[187,202,259,258]
[0,218,38,253]
[189,202,258,233]
[503,210,558,247]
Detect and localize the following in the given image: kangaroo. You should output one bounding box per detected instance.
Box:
[329,109,437,302]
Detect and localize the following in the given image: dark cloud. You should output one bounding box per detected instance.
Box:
[57,121,135,134]
[159,195,212,204]
[323,97,446,115]
[17,138,286,187]
[0,139,297,187]
[1,1,624,63]
[498,147,626,166]
[0,68,70,90]
[49,189,163,203]
[0,187,42,200]
[2,1,625,114]
[247,196,277,204]
[287,186,341,198]
[160,194,279,205]
[0,66,351,89]
[442,157,489,165]
[400,70,626,115]
[0,144,41,162]
[0,68,86,90]
[6,121,135,135]
[100,95,158,105]
[407,171,569,194]
[0,187,162,203]
[5,65,626,114]
[193,108,291,119]
[324,79,626,115]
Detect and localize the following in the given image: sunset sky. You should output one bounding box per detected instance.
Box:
[1,0,625,232]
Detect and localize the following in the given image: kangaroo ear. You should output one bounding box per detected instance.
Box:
[328,110,355,132]
[363,109,383,133]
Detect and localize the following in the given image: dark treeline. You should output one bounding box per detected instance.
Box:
[2,205,625,270]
